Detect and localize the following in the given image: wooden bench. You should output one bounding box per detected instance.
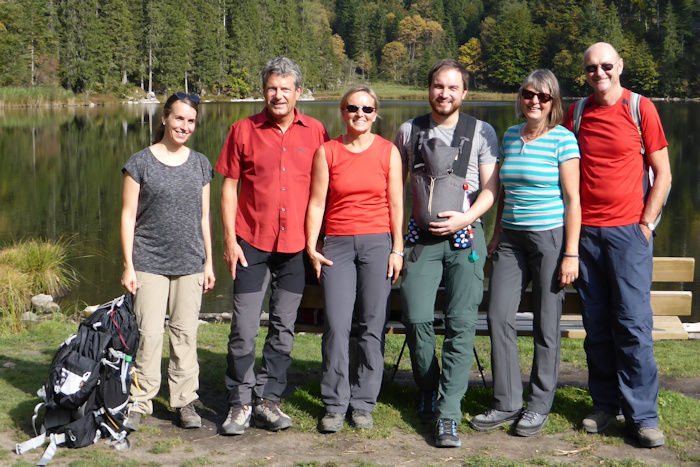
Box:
[293,257,694,341]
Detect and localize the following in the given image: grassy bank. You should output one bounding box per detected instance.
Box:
[1,321,698,465]
[0,86,79,107]
[0,238,76,335]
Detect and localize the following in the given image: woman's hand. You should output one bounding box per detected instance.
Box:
[558,256,579,287]
[388,253,403,284]
[203,263,216,293]
[307,247,333,282]
[121,267,138,294]
[487,229,501,258]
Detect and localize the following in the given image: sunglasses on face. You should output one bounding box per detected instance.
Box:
[584,62,616,74]
[344,105,376,114]
[176,92,200,103]
[521,89,552,103]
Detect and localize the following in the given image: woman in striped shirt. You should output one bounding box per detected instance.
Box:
[470,69,581,437]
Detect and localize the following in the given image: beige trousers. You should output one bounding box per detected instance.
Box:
[130,271,203,414]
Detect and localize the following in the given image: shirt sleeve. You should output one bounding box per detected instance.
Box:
[122,150,144,184]
[214,123,241,179]
[477,121,499,165]
[393,120,413,167]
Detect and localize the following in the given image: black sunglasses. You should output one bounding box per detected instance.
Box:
[584,62,616,74]
[521,89,552,103]
[344,105,376,114]
[176,92,200,103]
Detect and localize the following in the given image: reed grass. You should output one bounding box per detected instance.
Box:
[0,86,77,107]
[0,237,76,335]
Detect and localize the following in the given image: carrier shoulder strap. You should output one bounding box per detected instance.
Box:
[410,112,477,178]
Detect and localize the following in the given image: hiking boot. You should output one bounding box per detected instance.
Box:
[178,401,202,429]
[222,404,252,435]
[351,409,373,430]
[627,425,665,448]
[253,398,293,431]
[319,411,344,433]
[470,408,522,432]
[514,410,548,437]
[434,418,461,448]
[582,410,617,433]
[124,411,142,431]
[417,390,438,424]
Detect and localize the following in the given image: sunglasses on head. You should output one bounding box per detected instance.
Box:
[344,105,376,114]
[521,89,552,103]
[176,92,200,103]
[584,62,616,74]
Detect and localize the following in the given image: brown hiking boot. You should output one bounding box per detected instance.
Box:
[178,401,202,429]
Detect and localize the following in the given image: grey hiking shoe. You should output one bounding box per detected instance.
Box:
[351,409,373,430]
[178,401,202,429]
[435,418,461,448]
[470,408,522,432]
[253,398,293,431]
[582,410,617,433]
[627,425,665,448]
[514,410,548,437]
[222,404,252,435]
[319,411,344,433]
[124,411,142,431]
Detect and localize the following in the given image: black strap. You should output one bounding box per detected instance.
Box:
[410,112,477,178]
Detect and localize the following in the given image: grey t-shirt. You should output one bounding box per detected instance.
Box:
[122,148,214,276]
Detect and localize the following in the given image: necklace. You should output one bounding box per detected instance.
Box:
[521,125,547,141]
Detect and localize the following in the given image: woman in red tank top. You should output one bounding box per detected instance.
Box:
[305,85,404,433]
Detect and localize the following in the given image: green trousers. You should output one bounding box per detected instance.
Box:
[400,223,486,422]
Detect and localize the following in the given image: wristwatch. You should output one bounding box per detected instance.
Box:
[640,221,656,231]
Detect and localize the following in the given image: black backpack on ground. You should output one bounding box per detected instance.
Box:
[16,295,139,465]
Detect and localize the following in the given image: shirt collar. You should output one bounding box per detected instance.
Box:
[251,107,311,129]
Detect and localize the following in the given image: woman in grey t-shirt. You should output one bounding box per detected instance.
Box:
[120,93,215,431]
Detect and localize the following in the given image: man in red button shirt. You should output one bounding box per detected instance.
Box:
[216,57,329,435]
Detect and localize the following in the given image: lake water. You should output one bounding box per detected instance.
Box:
[1,100,699,322]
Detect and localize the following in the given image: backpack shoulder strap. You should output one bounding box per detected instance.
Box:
[572,97,590,137]
[629,91,645,155]
[410,113,431,168]
[451,113,478,179]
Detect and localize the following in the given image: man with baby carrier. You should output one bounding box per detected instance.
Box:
[394,59,499,448]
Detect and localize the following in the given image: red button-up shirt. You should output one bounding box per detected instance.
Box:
[216,108,329,253]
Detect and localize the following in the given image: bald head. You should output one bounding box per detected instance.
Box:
[583,42,620,67]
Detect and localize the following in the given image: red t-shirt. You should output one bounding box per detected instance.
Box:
[323,135,394,236]
[564,89,668,227]
[216,108,329,253]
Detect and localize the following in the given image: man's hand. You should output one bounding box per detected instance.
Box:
[223,242,248,279]
[428,211,469,236]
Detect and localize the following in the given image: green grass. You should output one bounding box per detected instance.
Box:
[2,320,699,464]
[0,238,77,335]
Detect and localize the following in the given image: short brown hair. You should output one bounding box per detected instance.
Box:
[428,59,469,91]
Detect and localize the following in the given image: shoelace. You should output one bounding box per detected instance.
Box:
[438,419,457,436]
[420,391,436,412]
[520,410,538,423]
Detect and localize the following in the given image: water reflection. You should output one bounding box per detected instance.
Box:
[1,101,698,322]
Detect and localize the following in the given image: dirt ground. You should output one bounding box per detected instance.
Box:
[7,363,700,466]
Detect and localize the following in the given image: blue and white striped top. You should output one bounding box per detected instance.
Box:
[499,124,580,231]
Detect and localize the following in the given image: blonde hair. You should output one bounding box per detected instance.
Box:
[515,69,563,128]
[340,84,380,114]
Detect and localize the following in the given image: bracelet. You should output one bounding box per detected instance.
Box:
[391,250,405,257]
[563,253,579,258]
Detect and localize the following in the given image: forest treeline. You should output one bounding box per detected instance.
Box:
[1,0,698,98]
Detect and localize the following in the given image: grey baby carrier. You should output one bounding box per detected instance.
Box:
[410,113,477,230]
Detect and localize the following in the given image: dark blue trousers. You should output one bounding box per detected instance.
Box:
[576,224,659,427]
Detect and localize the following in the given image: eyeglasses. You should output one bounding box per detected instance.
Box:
[344,105,376,114]
[521,89,552,103]
[176,92,200,103]
[584,60,619,74]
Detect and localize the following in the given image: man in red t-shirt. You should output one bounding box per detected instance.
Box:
[564,42,672,448]
[216,58,329,435]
